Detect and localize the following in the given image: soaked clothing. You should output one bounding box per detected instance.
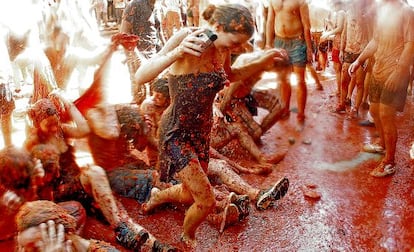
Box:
[342,51,360,64]
[226,95,262,141]
[158,71,227,182]
[251,88,280,112]
[123,0,159,58]
[368,3,414,112]
[372,4,414,84]
[369,77,409,112]
[88,104,157,202]
[274,36,307,67]
[107,167,155,204]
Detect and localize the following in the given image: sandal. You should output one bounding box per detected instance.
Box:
[370,163,396,177]
[362,143,385,154]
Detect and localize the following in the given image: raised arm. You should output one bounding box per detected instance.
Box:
[227,48,288,83]
[49,91,90,138]
[134,28,207,85]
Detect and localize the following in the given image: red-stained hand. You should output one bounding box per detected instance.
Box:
[173,29,213,58]
[1,190,22,212]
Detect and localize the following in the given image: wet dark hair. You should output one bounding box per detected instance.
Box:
[27,98,59,128]
[202,4,255,37]
[152,78,169,98]
[0,147,35,190]
[116,105,149,145]
[16,200,78,233]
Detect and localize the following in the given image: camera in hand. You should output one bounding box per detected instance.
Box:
[197,29,218,48]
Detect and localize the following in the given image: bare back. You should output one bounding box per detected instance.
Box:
[269,0,308,38]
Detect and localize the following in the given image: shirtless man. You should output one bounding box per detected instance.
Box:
[321,0,346,97]
[334,0,370,117]
[266,0,313,130]
[348,0,414,177]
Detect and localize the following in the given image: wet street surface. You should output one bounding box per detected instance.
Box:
[1,61,413,251]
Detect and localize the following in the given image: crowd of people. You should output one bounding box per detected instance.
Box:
[0,0,413,251]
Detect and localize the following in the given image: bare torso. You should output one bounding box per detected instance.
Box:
[344,5,369,54]
[269,0,307,38]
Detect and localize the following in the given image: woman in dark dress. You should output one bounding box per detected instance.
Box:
[135,3,287,247]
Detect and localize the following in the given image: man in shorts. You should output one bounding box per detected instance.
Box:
[266,0,313,130]
[348,0,414,177]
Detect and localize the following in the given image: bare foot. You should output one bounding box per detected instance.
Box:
[141,187,160,214]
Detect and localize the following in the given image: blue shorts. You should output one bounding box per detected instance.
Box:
[274,36,307,67]
[107,167,155,203]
